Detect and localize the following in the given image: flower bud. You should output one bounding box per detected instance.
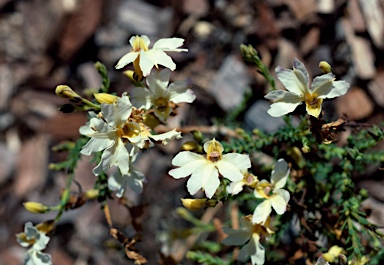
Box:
[84,189,99,199]
[94,93,118,104]
[181,141,200,152]
[205,199,218,208]
[35,220,55,234]
[240,44,258,61]
[123,70,142,83]
[323,245,344,262]
[55,85,81,100]
[181,198,207,211]
[23,202,49,214]
[319,61,332,74]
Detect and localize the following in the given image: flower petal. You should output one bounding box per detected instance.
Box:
[186,163,218,197]
[216,160,246,182]
[252,200,272,224]
[80,138,113,156]
[130,87,153,109]
[318,80,350,99]
[150,129,182,145]
[115,51,139,69]
[221,153,251,171]
[276,63,308,96]
[169,151,206,178]
[108,170,127,197]
[147,50,176,71]
[250,234,265,265]
[139,50,156,77]
[271,159,289,189]
[271,190,290,214]
[293,58,309,85]
[152,37,188,52]
[226,179,245,195]
[267,101,302,117]
[222,228,251,246]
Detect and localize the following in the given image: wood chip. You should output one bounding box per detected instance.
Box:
[13,134,49,198]
[341,18,376,79]
[286,0,317,22]
[358,0,384,48]
[335,87,374,120]
[348,0,366,32]
[368,70,384,108]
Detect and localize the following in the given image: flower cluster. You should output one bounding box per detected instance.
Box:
[16,222,52,265]
[223,159,290,264]
[169,138,291,264]
[73,35,193,198]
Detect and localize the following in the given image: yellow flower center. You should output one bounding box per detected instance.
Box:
[154,97,169,112]
[256,182,274,199]
[119,122,141,140]
[304,92,323,110]
[206,139,223,162]
[132,36,149,52]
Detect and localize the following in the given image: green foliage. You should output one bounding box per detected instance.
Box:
[187,251,230,265]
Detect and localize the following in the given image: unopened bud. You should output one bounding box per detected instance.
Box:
[181,198,207,211]
[287,146,306,168]
[35,220,55,234]
[181,141,200,152]
[55,85,81,100]
[319,61,332,74]
[84,189,99,199]
[205,199,219,208]
[94,93,118,104]
[123,70,143,83]
[23,202,49,213]
[240,44,258,61]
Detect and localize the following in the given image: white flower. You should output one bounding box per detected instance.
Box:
[130,68,195,122]
[108,165,145,197]
[80,94,135,176]
[252,159,290,224]
[264,58,350,118]
[226,170,258,195]
[168,139,251,199]
[16,222,52,265]
[115,35,188,77]
[222,215,273,265]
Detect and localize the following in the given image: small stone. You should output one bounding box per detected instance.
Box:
[182,0,209,17]
[210,55,251,111]
[13,134,49,198]
[368,70,384,108]
[117,0,173,38]
[317,0,335,14]
[348,0,366,32]
[244,100,285,133]
[0,64,13,110]
[335,87,374,120]
[300,27,320,56]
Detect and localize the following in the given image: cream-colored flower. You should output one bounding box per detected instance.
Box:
[130,68,195,122]
[169,139,251,199]
[227,170,258,195]
[252,159,290,224]
[264,58,349,118]
[222,215,273,265]
[80,94,136,176]
[115,35,188,78]
[108,164,145,197]
[16,222,52,265]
